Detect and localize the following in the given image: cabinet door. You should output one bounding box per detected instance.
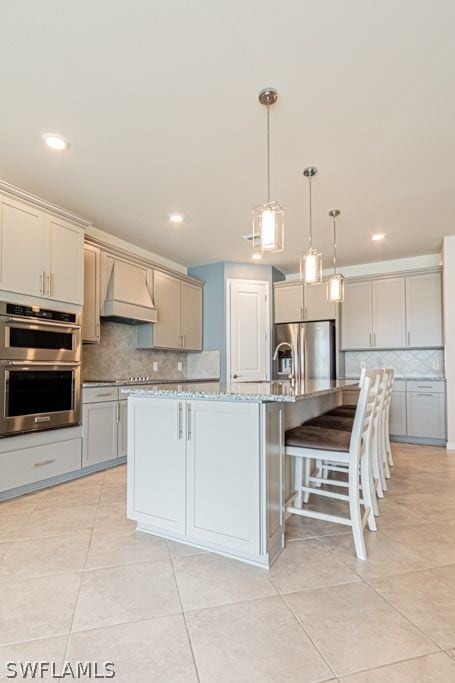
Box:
[45,215,84,305]
[406,272,443,347]
[128,397,186,533]
[117,400,128,458]
[0,195,45,297]
[274,284,304,323]
[407,392,445,439]
[186,400,260,553]
[305,283,337,321]
[82,244,101,343]
[389,392,407,436]
[372,277,406,348]
[153,271,181,349]
[180,281,202,350]
[341,281,372,349]
[82,401,118,467]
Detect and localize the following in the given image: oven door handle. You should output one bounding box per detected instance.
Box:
[4,361,80,367]
[3,316,80,330]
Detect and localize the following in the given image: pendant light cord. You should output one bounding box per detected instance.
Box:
[333,217,337,274]
[266,104,271,203]
[308,177,313,249]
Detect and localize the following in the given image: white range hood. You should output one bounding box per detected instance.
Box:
[102,257,158,324]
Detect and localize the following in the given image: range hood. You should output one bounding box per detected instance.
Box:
[101,257,158,324]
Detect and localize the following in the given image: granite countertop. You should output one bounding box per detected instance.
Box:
[122,379,357,403]
[82,378,220,388]
[341,376,445,382]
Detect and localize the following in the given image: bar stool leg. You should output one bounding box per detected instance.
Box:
[360,455,377,531]
[294,456,303,508]
[303,457,311,504]
[349,461,367,560]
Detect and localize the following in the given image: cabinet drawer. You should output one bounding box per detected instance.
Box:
[0,438,82,492]
[393,380,406,392]
[406,380,445,394]
[83,386,119,403]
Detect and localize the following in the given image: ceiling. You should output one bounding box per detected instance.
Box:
[1,1,454,274]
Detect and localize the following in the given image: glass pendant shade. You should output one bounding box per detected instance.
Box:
[327,273,345,302]
[300,247,322,285]
[253,201,284,252]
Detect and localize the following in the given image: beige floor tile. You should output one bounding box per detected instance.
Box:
[285,514,350,541]
[186,595,333,682]
[385,493,455,521]
[33,487,101,510]
[98,484,126,506]
[0,543,11,560]
[67,615,198,681]
[448,649,455,660]
[58,472,105,489]
[167,539,208,559]
[102,465,127,486]
[0,635,68,682]
[0,531,91,580]
[321,530,426,579]
[93,502,135,531]
[284,582,436,677]
[339,652,455,682]
[17,505,97,540]
[0,573,81,645]
[72,559,180,631]
[374,497,432,528]
[268,538,360,594]
[371,564,455,649]
[0,494,40,514]
[0,512,30,541]
[174,552,276,612]
[381,523,455,569]
[85,528,169,569]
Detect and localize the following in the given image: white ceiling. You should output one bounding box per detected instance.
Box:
[1,1,454,274]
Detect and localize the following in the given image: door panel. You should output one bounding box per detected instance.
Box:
[341,281,372,350]
[153,271,181,349]
[305,283,337,321]
[372,277,406,348]
[46,215,84,304]
[406,273,443,347]
[389,392,407,436]
[186,401,260,553]
[0,195,45,297]
[118,400,128,458]
[407,392,445,439]
[228,280,269,381]
[83,244,101,343]
[180,281,202,350]
[83,401,118,466]
[274,284,304,323]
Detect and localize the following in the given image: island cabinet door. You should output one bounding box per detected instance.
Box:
[128,398,186,533]
[186,400,261,554]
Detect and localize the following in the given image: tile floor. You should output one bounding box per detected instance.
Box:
[1,443,455,681]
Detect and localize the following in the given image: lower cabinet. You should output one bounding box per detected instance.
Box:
[389,391,407,437]
[128,398,265,557]
[118,400,128,458]
[407,391,445,440]
[82,400,119,467]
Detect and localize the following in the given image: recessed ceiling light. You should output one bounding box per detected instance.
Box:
[251,252,263,261]
[169,214,184,224]
[371,233,385,241]
[42,133,68,151]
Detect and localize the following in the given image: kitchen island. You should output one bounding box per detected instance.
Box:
[124,379,356,568]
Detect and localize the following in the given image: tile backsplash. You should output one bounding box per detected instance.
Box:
[343,349,445,379]
[187,351,220,379]
[82,322,187,381]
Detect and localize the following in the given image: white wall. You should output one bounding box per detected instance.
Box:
[443,238,455,450]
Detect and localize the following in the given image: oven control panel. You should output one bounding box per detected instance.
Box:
[5,304,77,324]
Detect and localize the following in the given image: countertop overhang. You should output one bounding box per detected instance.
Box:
[122,379,358,403]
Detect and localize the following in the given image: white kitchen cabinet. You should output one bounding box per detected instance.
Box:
[128,397,186,533]
[137,271,203,351]
[186,400,260,553]
[0,194,46,298]
[389,391,407,436]
[117,400,128,458]
[372,277,406,348]
[406,272,443,347]
[82,400,119,467]
[0,192,84,305]
[407,391,445,440]
[305,283,338,321]
[83,244,101,343]
[341,281,372,349]
[274,283,304,323]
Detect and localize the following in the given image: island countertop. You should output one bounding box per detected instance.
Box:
[122,379,358,403]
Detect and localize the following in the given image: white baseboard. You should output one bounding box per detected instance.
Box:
[446,442,455,451]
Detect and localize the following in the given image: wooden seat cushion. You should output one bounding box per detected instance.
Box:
[285,424,351,452]
[326,406,356,417]
[304,414,354,431]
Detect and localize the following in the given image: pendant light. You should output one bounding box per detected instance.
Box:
[252,88,284,253]
[327,209,344,302]
[300,167,322,284]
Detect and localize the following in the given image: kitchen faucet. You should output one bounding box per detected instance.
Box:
[272,342,295,382]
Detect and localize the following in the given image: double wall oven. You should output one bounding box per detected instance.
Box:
[0,303,81,436]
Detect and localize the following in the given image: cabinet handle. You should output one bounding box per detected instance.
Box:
[369,333,372,347]
[186,403,191,440]
[300,306,304,321]
[39,271,44,296]
[96,322,100,341]
[408,331,411,346]
[47,273,52,297]
[96,392,114,397]
[416,393,434,397]
[177,402,183,439]
[33,458,55,468]
[116,402,120,423]
[373,332,376,347]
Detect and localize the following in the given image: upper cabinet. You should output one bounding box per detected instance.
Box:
[406,272,443,347]
[136,271,203,351]
[0,191,85,306]
[83,244,101,343]
[341,271,443,350]
[274,282,337,324]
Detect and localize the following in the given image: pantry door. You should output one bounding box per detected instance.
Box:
[226,279,271,382]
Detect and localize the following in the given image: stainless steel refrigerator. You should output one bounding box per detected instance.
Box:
[273,320,336,381]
